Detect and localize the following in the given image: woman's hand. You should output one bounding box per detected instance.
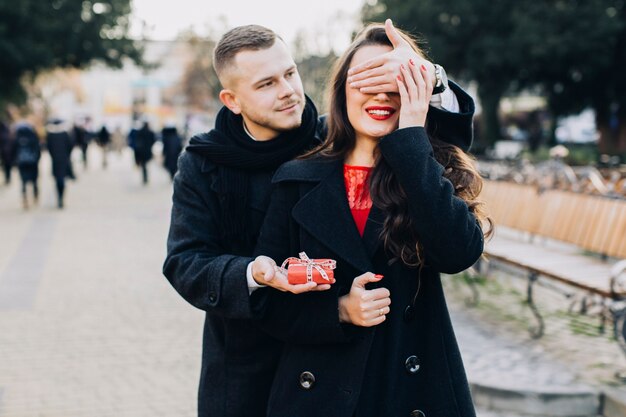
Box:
[338,272,391,327]
[251,256,332,294]
[396,59,433,129]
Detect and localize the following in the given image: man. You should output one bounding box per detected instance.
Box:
[45,118,73,209]
[163,21,475,417]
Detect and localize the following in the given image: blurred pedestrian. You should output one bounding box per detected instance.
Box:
[133,121,155,184]
[161,124,182,180]
[72,122,90,169]
[46,118,73,209]
[96,125,111,169]
[14,122,41,209]
[0,121,16,185]
[111,126,125,154]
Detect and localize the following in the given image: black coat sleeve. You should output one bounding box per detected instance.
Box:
[251,178,358,345]
[426,81,475,151]
[378,127,484,274]
[162,151,254,319]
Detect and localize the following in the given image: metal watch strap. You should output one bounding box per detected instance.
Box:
[432,64,447,95]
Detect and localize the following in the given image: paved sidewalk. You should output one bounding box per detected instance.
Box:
[0,148,623,416]
[0,149,203,417]
[445,271,626,416]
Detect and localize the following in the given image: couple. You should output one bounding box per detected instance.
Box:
[164,20,490,417]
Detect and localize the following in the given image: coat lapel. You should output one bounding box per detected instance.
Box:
[361,203,384,258]
[291,162,374,273]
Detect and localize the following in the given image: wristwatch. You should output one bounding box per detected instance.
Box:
[432,64,448,95]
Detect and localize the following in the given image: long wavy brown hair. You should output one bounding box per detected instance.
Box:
[305,23,492,267]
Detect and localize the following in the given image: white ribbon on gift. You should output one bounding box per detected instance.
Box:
[280,252,337,283]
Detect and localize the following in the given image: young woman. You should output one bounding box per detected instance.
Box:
[252,24,492,417]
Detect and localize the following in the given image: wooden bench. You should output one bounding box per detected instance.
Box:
[475,180,626,356]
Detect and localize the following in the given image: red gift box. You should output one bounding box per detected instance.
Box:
[281,252,336,285]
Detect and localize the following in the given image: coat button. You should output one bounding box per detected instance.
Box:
[299,371,315,389]
[404,305,415,322]
[208,292,217,303]
[405,355,421,374]
[410,410,425,417]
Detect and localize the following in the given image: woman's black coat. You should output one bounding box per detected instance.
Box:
[252,127,484,417]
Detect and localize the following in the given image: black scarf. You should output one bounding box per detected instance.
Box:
[187,96,319,250]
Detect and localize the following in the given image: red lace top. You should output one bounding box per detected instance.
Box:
[343,164,373,236]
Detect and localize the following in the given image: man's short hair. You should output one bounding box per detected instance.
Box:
[213,25,282,84]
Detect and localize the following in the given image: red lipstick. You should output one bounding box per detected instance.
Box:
[365,106,396,121]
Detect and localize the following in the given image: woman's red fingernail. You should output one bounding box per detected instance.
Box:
[409,59,415,66]
[396,75,402,81]
[421,64,427,71]
[374,274,384,279]
[400,64,406,70]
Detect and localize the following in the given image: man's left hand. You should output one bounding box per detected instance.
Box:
[346,19,436,95]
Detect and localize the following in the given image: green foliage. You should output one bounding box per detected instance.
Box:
[0,0,143,108]
[363,0,526,146]
[363,0,626,151]
[512,0,624,117]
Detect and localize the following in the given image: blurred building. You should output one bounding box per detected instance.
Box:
[38,40,216,137]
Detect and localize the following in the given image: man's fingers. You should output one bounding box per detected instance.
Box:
[348,56,385,76]
[347,67,386,84]
[287,282,318,294]
[359,84,398,95]
[312,284,332,291]
[349,75,389,90]
[263,267,276,282]
[385,18,409,49]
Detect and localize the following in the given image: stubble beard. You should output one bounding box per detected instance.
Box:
[247,105,304,133]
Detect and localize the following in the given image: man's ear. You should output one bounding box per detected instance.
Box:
[219,89,242,115]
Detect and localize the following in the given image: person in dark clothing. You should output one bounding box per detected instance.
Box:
[163,23,477,417]
[133,121,155,184]
[251,24,492,417]
[0,121,15,184]
[46,119,73,208]
[14,122,41,209]
[72,122,89,169]
[161,125,183,180]
[96,126,111,169]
